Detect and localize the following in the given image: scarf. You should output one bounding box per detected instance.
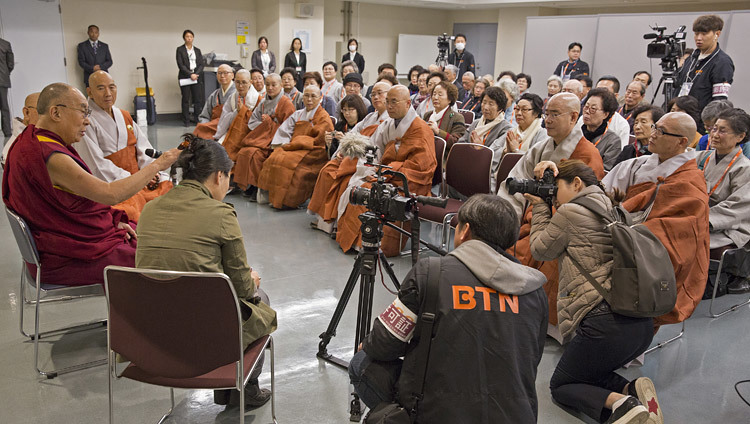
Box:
[513,117,543,151]
[429,106,449,125]
[582,116,609,142]
[473,111,506,139]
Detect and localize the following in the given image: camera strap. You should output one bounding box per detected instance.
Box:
[409,257,441,418]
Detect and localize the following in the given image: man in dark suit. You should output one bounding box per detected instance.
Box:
[77,25,113,88]
[0,37,13,137]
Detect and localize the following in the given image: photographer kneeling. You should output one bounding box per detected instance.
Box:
[526,160,662,424]
[349,194,548,423]
[136,134,277,409]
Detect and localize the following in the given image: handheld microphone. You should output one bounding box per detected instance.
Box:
[416,195,448,208]
[145,148,162,158]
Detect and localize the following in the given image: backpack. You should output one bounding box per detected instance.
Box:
[568,193,677,318]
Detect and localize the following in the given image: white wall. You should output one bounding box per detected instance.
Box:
[60,0,255,113]
[277,0,326,75]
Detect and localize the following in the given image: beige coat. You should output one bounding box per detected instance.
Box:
[528,185,614,341]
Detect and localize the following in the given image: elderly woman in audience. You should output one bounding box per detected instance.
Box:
[411,69,431,109]
[334,60,359,101]
[546,75,563,107]
[303,71,336,117]
[581,88,622,171]
[497,78,519,128]
[325,94,368,157]
[416,71,447,118]
[613,104,664,166]
[425,81,466,150]
[697,99,734,151]
[457,86,511,192]
[668,95,702,146]
[462,78,489,119]
[251,36,276,76]
[696,108,750,295]
[502,93,547,154]
[407,65,424,95]
[517,73,532,96]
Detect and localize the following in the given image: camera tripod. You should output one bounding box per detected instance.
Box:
[651,68,676,109]
[317,210,446,421]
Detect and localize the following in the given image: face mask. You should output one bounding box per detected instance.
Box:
[455,42,466,51]
[349,45,356,52]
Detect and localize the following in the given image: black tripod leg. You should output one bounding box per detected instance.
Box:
[318,255,363,360]
[378,251,402,291]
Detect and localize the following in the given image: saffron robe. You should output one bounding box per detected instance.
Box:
[696,147,750,249]
[336,110,437,257]
[307,110,388,221]
[499,127,605,325]
[76,102,171,222]
[604,152,710,325]
[221,93,257,161]
[232,94,296,189]
[194,82,236,139]
[215,91,254,141]
[2,126,136,286]
[256,105,334,208]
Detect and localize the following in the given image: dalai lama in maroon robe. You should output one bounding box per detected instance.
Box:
[2,83,179,286]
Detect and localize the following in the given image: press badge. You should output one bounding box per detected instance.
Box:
[378,297,417,342]
[678,82,693,97]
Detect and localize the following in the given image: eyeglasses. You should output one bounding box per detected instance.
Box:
[543,111,571,120]
[217,71,233,76]
[513,106,533,113]
[708,126,735,136]
[56,104,91,118]
[582,105,601,113]
[650,124,684,138]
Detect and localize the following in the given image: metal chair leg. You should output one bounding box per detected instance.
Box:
[645,321,685,354]
[270,336,277,424]
[156,388,175,424]
[709,254,750,318]
[441,213,457,251]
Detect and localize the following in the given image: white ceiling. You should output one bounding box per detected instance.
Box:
[350,0,748,11]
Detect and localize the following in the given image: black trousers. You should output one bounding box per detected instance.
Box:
[0,87,11,136]
[179,80,204,123]
[550,304,654,423]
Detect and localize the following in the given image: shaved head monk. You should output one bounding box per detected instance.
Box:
[2,82,179,286]
[213,69,254,143]
[76,71,172,221]
[497,91,604,336]
[193,63,236,139]
[336,84,437,257]
[256,84,334,208]
[604,111,710,327]
[308,80,394,229]
[3,92,40,165]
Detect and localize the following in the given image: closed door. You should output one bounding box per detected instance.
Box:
[453,23,497,77]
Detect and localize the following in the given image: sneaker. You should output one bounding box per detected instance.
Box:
[629,377,663,424]
[228,385,272,409]
[604,396,649,424]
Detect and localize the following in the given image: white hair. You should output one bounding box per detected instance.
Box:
[444,64,459,76]
[547,75,563,87]
[235,69,251,79]
[462,71,475,80]
[496,79,519,102]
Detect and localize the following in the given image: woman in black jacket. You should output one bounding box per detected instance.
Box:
[250,36,276,76]
[176,29,204,126]
[284,37,307,91]
[340,38,365,74]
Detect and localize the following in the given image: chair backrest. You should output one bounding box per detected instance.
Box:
[104,266,243,379]
[458,109,474,125]
[5,207,40,266]
[495,153,524,194]
[445,143,493,197]
[432,136,446,188]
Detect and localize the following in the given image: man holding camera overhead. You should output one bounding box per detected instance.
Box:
[673,14,734,125]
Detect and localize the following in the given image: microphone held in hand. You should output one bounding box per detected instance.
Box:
[144,148,162,158]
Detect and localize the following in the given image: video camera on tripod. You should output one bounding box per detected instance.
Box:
[643,24,687,106]
[435,33,454,68]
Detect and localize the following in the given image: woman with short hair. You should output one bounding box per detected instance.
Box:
[325,94,368,157]
[176,29,204,126]
[614,104,664,165]
[341,38,365,73]
[424,81,466,149]
[250,36,276,76]
[581,88,622,171]
[462,78,489,119]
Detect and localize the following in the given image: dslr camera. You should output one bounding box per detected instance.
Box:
[506,168,557,204]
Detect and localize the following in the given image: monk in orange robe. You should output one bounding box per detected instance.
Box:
[308,81,392,224]
[3,82,179,286]
[193,64,236,139]
[76,71,171,222]
[336,85,436,257]
[604,112,709,327]
[232,73,295,190]
[256,85,334,209]
[497,93,605,328]
[215,69,258,160]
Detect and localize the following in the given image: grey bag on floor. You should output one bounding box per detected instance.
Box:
[570,194,677,318]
